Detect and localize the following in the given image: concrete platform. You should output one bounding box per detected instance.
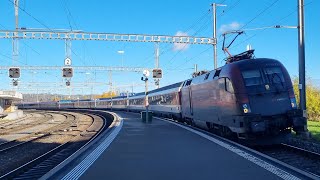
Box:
[59,112,301,180]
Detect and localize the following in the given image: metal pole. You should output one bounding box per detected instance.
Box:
[36,89,39,103]
[132,82,134,93]
[13,0,19,65]
[298,0,307,117]
[145,78,149,123]
[211,3,226,69]
[109,70,113,110]
[212,3,217,69]
[194,64,198,73]
[14,0,18,30]
[155,42,160,89]
[155,42,159,68]
[65,39,72,59]
[126,91,129,112]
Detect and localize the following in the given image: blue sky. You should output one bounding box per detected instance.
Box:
[0,0,319,96]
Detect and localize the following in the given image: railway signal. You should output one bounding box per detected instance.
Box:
[152,68,162,79]
[12,79,18,86]
[66,81,71,86]
[62,67,73,78]
[8,67,20,78]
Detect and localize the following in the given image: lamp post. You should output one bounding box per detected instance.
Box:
[117,50,124,67]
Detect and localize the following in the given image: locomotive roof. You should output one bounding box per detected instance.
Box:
[225,58,282,68]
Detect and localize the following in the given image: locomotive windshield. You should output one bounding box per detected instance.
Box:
[242,70,263,86]
[242,66,286,93]
[264,67,285,85]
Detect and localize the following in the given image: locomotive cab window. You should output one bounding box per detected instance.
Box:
[264,67,285,85]
[219,78,234,93]
[242,69,263,86]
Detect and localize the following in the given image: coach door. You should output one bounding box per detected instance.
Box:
[188,86,193,116]
[181,79,193,118]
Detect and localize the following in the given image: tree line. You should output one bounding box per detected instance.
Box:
[293,77,320,121]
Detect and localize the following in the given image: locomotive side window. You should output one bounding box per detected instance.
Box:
[218,78,225,89]
[213,69,221,78]
[225,78,234,93]
[242,70,263,86]
[204,73,210,80]
[185,80,192,86]
[264,67,285,84]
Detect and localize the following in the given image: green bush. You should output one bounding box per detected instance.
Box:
[307,121,320,141]
[293,77,320,121]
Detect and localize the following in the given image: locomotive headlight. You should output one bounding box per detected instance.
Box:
[290,98,297,109]
[242,103,251,114]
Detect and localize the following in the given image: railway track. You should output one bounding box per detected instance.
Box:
[254,143,320,177]
[0,114,30,127]
[0,134,49,152]
[0,112,54,135]
[0,112,69,149]
[0,110,110,179]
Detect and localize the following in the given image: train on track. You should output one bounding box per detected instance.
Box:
[18,52,306,144]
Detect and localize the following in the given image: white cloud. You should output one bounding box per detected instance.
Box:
[219,22,241,34]
[173,31,190,51]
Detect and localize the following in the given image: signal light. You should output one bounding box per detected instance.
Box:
[62,67,73,78]
[152,68,162,78]
[8,67,20,78]
[13,80,18,86]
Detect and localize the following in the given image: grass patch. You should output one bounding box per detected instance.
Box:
[308,120,320,141]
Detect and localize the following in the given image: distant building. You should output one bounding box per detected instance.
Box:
[0,91,23,120]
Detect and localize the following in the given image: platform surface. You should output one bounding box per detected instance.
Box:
[75,112,290,180]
